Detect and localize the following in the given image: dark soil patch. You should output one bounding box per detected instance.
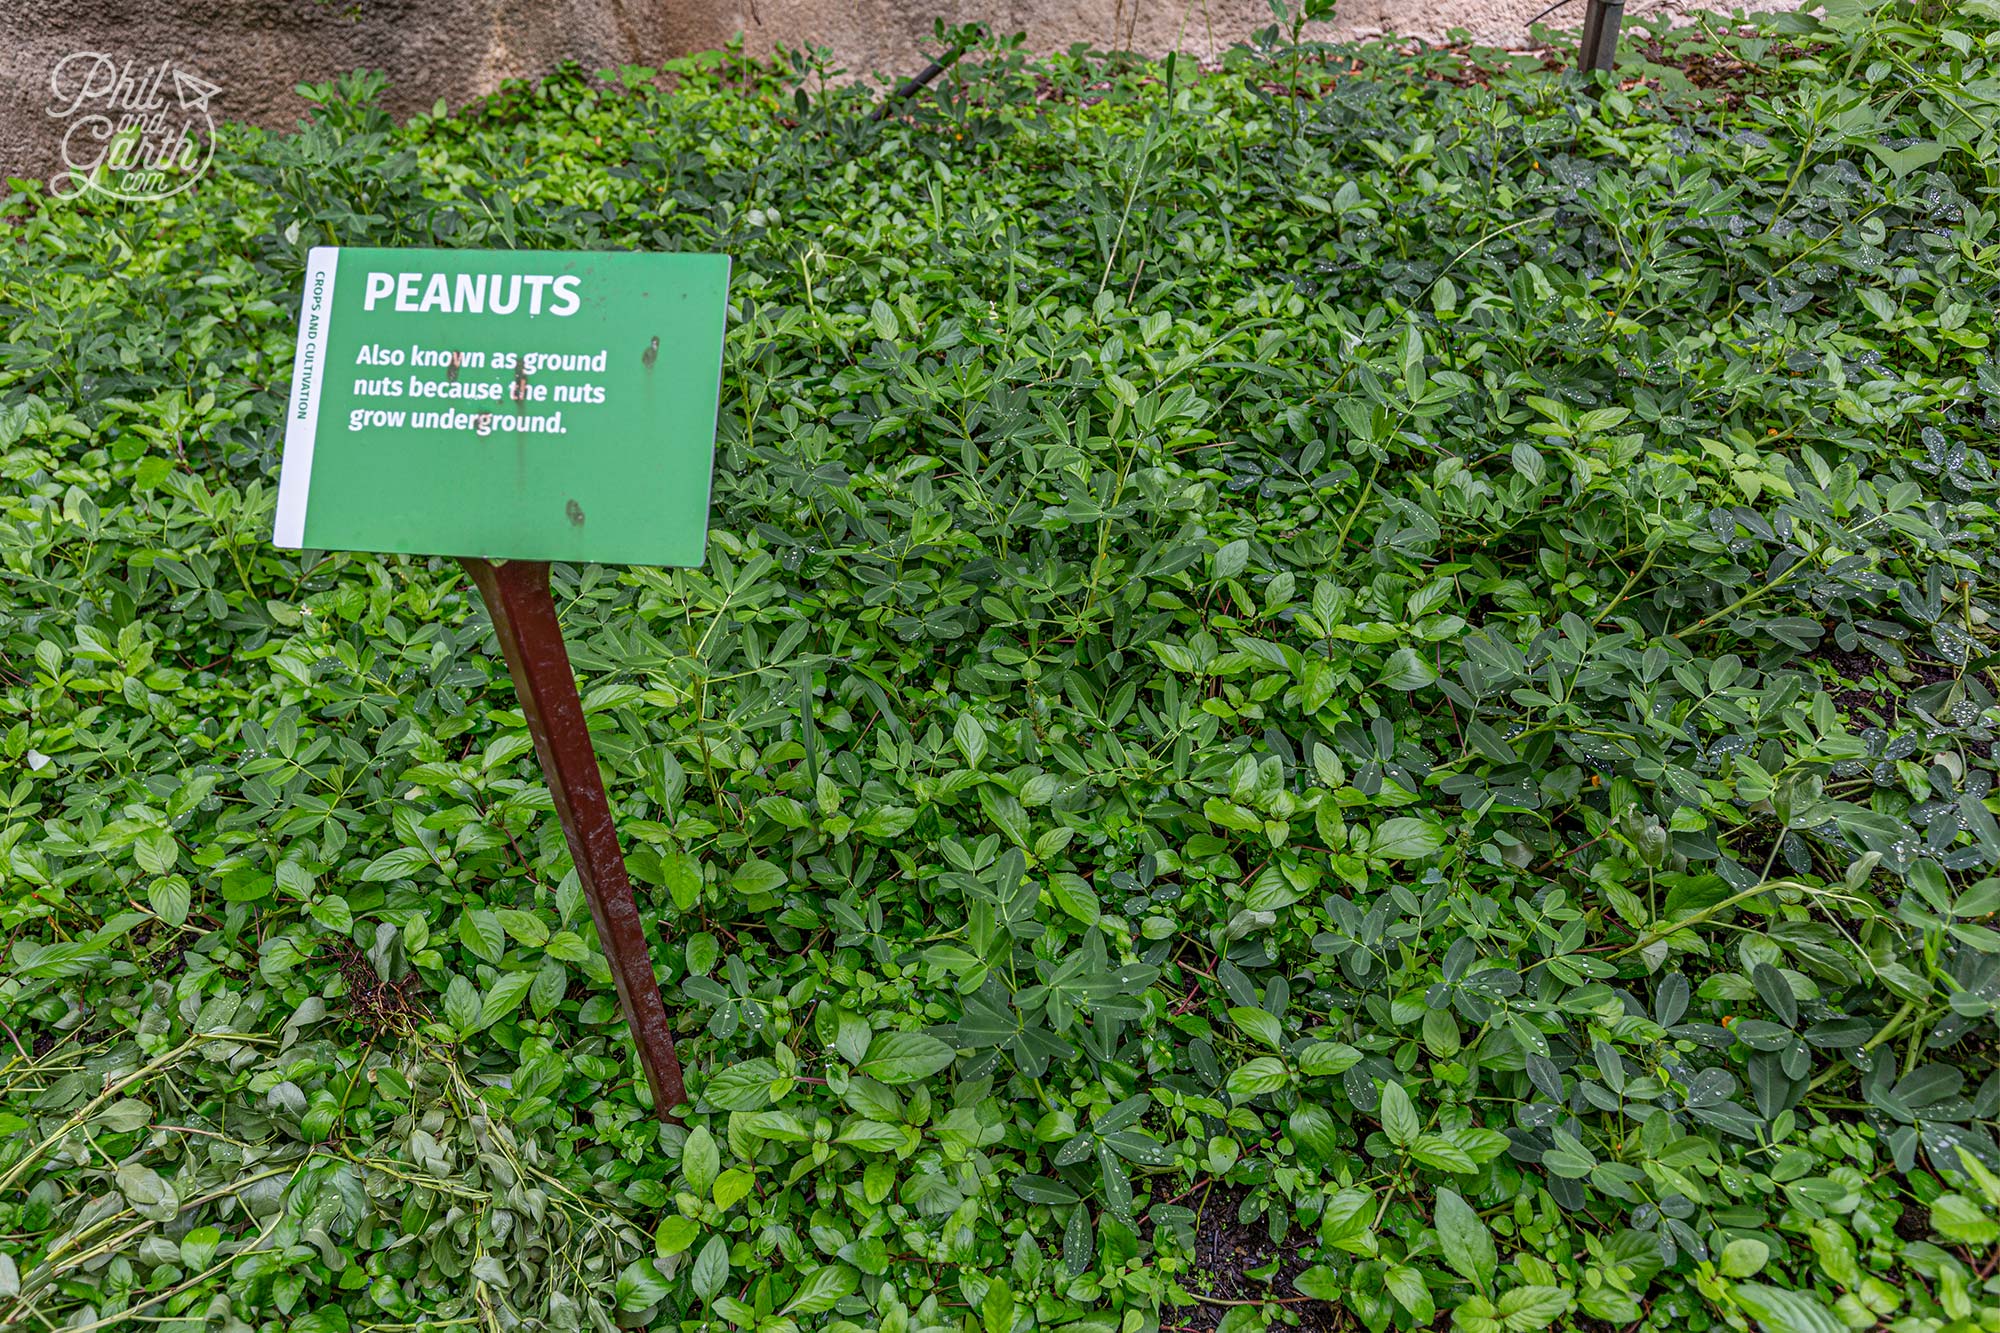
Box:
[1672,49,1755,91]
[1810,639,1896,720]
[1626,41,1754,106]
[1169,1185,1346,1333]
[1894,1201,1931,1243]
[131,921,195,981]
[332,938,426,1026]
[1802,630,1967,727]
[1802,637,2000,764]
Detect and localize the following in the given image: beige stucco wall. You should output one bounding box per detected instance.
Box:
[4,1,1774,187]
[716,0,1769,72]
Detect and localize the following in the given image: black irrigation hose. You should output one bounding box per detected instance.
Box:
[870,44,969,122]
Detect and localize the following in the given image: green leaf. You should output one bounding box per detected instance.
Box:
[655,1215,700,1256]
[711,1295,756,1328]
[1731,1284,1845,1333]
[546,930,592,963]
[1928,1192,2000,1245]
[1379,1079,1421,1147]
[1214,539,1250,580]
[1321,1187,1378,1256]
[743,1111,810,1142]
[1370,816,1446,859]
[275,860,315,899]
[835,1011,872,1065]
[1511,441,1546,485]
[134,828,178,875]
[1298,1041,1362,1075]
[617,1258,671,1311]
[711,1167,754,1210]
[496,908,548,947]
[683,1124,721,1196]
[1956,1145,2000,1208]
[95,1099,151,1132]
[781,1263,857,1315]
[856,805,918,838]
[860,1031,956,1084]
[870,297,900,341]
[686,931,719,976]
[705,1058,786,1110]
[691,1235,730,1302]
[1541,1128,1596,1178]
[1289,1103,1341,1161]
[835,1119,909,1152]
[459,909,505,964]
[1011,1175,1079,1205]
[1865,139,1946,177]
[442,975,479,1031]
[1720,1237,1770,1277]
[218,871,274,903]
[1227,1005,1283,1049]
[954,713,988,768]
[114,1162,178,1221]
[476,971,534,1029]
[147,876,191,927]
[662,846,703,910]
[1435,1188,1496,1292]
[1379,646,1438,690]
[307,894,352,933]
[179,1225,221,1269]
[1410,1133,1477,1173]
[982,1276,1016,1333]
[1497,1286,1570,1332]
[362,846,430,881]
[480,730,534,771]
[1225,1056,1289,1097]
[1385,1265,1433,1323]
[730,857,787,896]
[529,958,566,1016]
[1046,873,1100,926]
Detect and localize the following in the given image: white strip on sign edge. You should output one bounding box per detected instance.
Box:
[273,246,340,548]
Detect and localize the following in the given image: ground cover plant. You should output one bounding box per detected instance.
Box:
[5,2,2000,1331]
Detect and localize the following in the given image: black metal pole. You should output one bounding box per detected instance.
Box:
[1579,0,1625,75]
[462,557,686,1123]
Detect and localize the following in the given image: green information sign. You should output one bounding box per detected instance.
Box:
[275,246,729,565]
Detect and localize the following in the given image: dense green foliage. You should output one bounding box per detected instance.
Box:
[6,4,2000,1333]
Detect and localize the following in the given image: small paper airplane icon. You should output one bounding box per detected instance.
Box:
[172,68,220,113]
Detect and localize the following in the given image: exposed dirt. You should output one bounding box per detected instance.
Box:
[133,918,203,985]
[1623,34,1806,106]
[1169,1185,1347,1333]
[332,937,427,1026]
[1809,640,1899,720]
[1802,627,1969,724]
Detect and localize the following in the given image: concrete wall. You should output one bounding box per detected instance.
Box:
[5,1,1760,187]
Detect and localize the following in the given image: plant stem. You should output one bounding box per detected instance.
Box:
[1609,880,1817,961]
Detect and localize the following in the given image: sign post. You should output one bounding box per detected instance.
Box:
[1579,0,1624,75]
[276,246,731,1121]
[460,557,687,1116]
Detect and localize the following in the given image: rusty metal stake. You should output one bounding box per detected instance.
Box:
[461,557,686,1122]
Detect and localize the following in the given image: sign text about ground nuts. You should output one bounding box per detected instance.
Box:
[275,247,729,567]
